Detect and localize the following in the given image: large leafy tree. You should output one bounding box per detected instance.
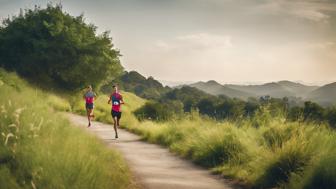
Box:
[0,4,122,90]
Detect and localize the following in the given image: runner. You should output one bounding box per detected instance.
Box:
[83,85,96,127]
[108,85,124,138]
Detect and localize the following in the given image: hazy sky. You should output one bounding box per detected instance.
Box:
[1,0,336,85]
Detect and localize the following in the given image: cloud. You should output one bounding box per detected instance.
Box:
[154,33,232,52]
[254,0,336,22]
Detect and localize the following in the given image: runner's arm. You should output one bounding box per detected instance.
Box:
[120,95,125,104]
[107,94,112,104]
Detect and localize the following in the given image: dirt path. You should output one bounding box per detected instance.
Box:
[68,114,235,189]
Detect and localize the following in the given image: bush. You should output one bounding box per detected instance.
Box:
[302,154,336,189]
[255,138,312,188]
[134,100,183,121]
[190,128,249,167]
[262,125,293,149]
[326,107,336,128]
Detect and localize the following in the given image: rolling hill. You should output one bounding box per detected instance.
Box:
[306,82,336,106]
[104,71,334,107]
[186,80,318,99]
[226,81,318,98]
[189,80,253,99]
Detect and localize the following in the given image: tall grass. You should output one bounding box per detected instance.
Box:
[74,85,336,188]
[129,115,336,188]
[0,69,133,189]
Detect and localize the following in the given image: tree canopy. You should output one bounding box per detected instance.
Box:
[0,4,122,90]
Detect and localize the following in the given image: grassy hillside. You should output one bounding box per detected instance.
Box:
[123,114,336,188]
[0,69,133,189]
[87,90,336,189]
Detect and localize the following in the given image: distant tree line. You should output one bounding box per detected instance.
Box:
[134,86,336,128]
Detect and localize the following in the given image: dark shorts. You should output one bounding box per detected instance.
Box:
[86,103,94,109]
[111,110,122,119]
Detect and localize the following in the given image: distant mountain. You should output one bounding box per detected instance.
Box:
[188,80,253,100]
[277,80,319,96]
[306,82,336,106]
[184,80,320,101]
[103,71,335,107]
[226,82,293,98]
[226,81,318,98]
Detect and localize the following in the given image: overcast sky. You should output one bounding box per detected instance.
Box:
[1,0,336,85]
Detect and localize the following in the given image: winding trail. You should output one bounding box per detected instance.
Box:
[68,114,235,189]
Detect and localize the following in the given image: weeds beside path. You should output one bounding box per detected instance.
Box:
[68,113,236,189]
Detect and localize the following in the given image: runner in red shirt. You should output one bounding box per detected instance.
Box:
[83,85,96,127]
[108,85,124,138]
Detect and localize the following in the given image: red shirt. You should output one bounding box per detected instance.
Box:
[111,92,123,112]
[85,91,95,104]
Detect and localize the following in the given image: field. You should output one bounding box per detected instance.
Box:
[0,69,133,189]
[3,67,335,188]
[88,89,336,189]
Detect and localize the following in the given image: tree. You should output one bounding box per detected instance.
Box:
[303,101,325,122]
[326,107,336,128]
[244,100,259,117]
[0,4,122,90]
[197,98,216,117]
[287,106,304,121]
[134,101,182,121]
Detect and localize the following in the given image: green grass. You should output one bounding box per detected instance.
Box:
[83,92,336,188]
[0,69,133,189]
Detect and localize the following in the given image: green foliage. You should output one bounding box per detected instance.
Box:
[0,69,132,189]
[196,98,217,117]
[325,107,336,128]
[302,154,336,189]
[287,106,304,121]
[0,4,122,91]
[262,126,293,149]
[135,84,336,129]
[189,128,249,167]
[72,83,336,188]
[101,71,170,99]
[101,71,336,128]
[255,137,312,188]
[134,100,183,121]
[303,101,325,123]
[163,86,209,112]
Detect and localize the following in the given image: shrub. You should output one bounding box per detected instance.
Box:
[189,127,249,167]
[302,154,336,189]
[255,138,312,188]
[262,125,293,149]
[134,100,183,121]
